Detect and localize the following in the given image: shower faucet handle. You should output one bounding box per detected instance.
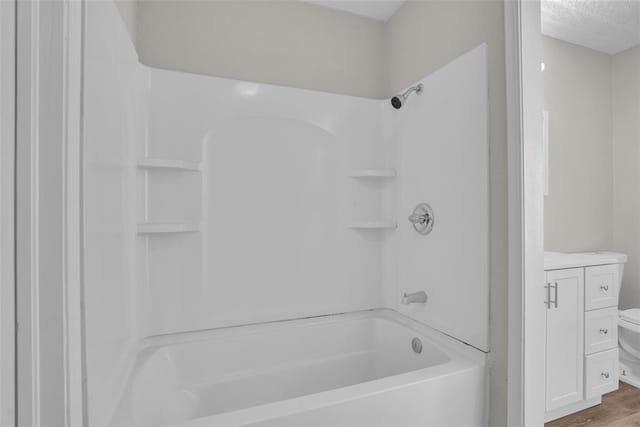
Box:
[408,203,434,235]
[408,213,427,224]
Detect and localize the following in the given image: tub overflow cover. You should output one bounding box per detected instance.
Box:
[411,337,423,354]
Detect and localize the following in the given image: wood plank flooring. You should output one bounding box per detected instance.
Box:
[546,382,640,427]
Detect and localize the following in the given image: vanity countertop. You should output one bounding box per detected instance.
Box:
[544,251,627,271]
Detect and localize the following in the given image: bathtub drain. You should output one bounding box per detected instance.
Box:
[411,337,423,354]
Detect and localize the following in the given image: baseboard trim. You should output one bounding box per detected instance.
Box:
[544,397,602,423]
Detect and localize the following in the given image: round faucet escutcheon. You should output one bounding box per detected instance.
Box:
[408,203,434,235]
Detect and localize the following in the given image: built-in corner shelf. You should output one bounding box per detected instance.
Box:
[137,223,201,234]
[137,158,201,171]
[348,169,396,178]
[348,221,397,230]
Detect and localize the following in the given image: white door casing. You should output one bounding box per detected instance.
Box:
[0,0,16,424]
[505,0,546,425]
[15,0,85,426]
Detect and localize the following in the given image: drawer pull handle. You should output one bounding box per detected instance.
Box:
[600,328,609,335]
[600,285,609,292]
[601,372,610,379]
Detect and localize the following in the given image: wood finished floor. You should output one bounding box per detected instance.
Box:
[546,382,640,427]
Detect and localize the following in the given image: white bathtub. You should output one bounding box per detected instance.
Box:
[110,309,487,427]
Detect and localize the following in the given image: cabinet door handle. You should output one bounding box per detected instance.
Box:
[545,283,550,308]
[600,328,609,335]
[600,285,609,292]
[601,372,610,379]
[544,282,559,309]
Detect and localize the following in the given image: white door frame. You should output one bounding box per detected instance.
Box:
[505,1,546,426]
[15,0,85,425]
[61,2,85,425]
[0,0,16,425]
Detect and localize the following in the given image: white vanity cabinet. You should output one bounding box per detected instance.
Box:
[544,252,625,422]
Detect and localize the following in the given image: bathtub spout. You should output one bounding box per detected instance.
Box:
[401,291,428,305]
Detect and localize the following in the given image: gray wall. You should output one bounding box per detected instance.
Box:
[116,2,509,425]
[542,36,613,252]
[542,38,640,309]
[135,1,385,99]
[613,47,640,309]
[114,0,136,45]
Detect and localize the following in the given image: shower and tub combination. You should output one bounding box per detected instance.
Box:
[83,3,490,426]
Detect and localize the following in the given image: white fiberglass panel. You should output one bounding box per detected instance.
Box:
[83,1,147,424]
[205,118,341,326]
[391,45,490,351]
[144,70,388,335]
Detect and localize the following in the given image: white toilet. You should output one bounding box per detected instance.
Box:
[615,255,640,387]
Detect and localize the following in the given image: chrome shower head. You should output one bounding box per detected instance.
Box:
[390,83,423,110]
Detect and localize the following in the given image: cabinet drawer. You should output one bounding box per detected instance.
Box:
[585,349,619,399]
[585,265,619,310]
[585,307,618,354]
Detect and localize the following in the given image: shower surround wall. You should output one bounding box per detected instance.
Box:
[143,46,489,344]
[83,3,146,423]
[142,70,387,335]
[390,45,489,350]
[85,2,490,425]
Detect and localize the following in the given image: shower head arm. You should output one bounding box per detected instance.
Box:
[401,83,423,99]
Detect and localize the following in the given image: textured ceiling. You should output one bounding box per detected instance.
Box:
[542,0,640,54]
[301,1,405,21]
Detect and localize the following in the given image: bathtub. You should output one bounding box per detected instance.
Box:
[110,309,487,427]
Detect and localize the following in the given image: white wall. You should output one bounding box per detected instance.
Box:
[134,1,385,99]
[542,36,613,252]
[613,47,640,310]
